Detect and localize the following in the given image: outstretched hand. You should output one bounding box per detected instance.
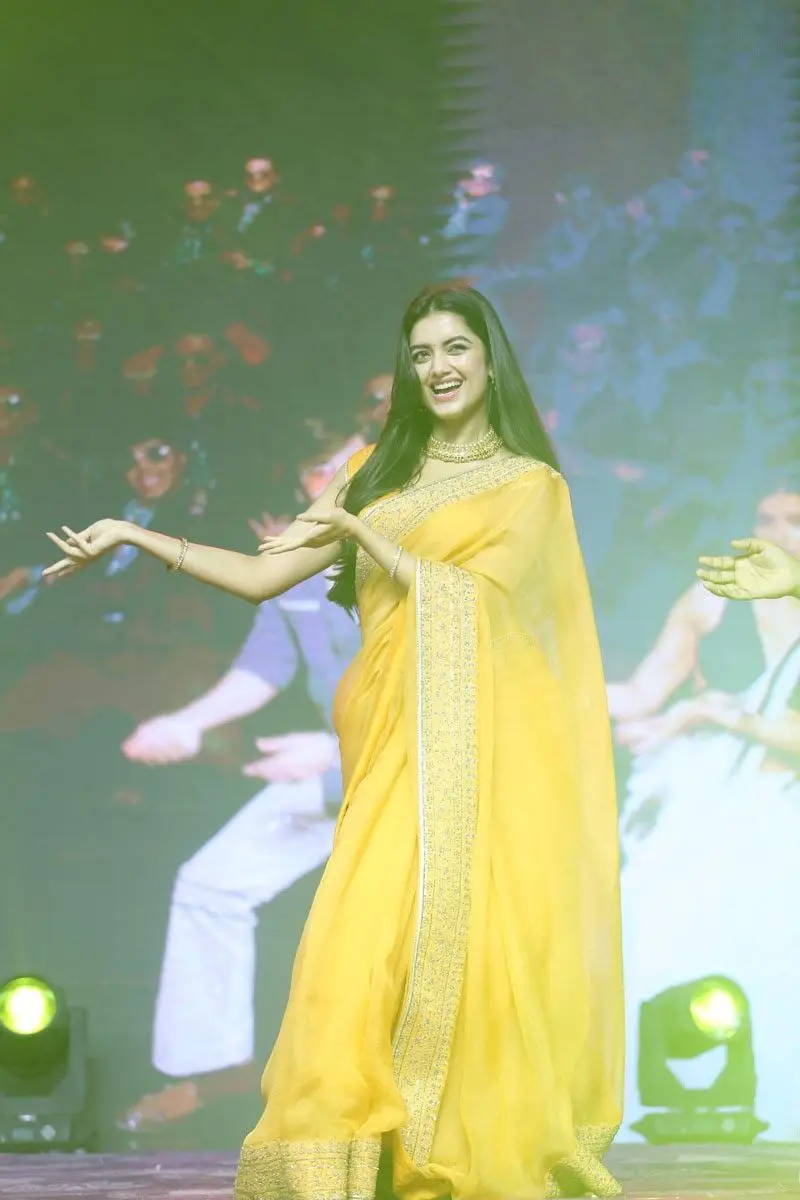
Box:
[43,519,126,580]
[258,507,356,555]
[697,537,800,602]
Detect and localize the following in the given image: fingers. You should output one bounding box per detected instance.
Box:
[242,761,276,780]
[698,581,728,598]
[259,537,311,555]
[698,580,746,601]
[730,537,765,554]
[63,525,92,555]
[696,566,734,584]
[697,555,734,570]
[254,736,285,751]
[42,557,78,579]
[295,512,334,527]
[46,531,77,556]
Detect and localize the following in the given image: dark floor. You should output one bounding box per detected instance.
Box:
[0,1143,799,1199]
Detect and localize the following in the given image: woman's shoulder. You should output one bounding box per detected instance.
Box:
[496,450,563,484]
[344,443,377,483]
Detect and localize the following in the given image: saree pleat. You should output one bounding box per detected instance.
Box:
[235,452,623,1200]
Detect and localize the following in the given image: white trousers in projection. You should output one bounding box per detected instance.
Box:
[152,777,336,1078]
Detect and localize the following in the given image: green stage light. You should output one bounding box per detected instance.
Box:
[689,979,746,1043]
[0,978,59,1038]
[634,975,766,1145]
[0,975,92,1150]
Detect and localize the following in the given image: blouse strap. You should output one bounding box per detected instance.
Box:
[345,443,376,484]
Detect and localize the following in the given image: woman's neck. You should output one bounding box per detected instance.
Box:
[429,414,491,445]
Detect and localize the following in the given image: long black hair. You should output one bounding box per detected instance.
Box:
[327,284,559,612]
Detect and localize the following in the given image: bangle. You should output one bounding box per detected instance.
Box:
[388,545,403,582]
[167,536,189,575]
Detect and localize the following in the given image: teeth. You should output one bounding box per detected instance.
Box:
[433,382,461,395]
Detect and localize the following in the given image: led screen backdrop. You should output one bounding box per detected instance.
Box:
[1,0,798,1151]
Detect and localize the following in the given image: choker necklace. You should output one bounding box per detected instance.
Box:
[426,427,504,463]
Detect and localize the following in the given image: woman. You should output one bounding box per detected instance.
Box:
[44,286,623,1200]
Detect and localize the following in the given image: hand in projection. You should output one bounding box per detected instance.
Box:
[121,714,203,765]
[258,508,354,554]
[0,567,32,601]
[242,731,338,783]
[697,538,800,601]
[616,691,742,755]
[606,682,645,722]
[43,519,125,580]
[247,510,291,543]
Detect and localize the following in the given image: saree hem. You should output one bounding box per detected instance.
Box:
[234,1137,382,1200]
[545,1123,622,1198]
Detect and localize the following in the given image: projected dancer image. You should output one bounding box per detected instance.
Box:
[608,486,800,1141]
[117,434,365,1133]
[43,285,623,1200]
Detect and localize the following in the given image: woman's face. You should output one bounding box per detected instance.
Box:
[409,311,490,425]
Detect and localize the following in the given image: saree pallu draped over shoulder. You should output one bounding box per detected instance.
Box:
[235,452,624,1200]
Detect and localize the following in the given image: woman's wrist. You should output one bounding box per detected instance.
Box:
[348,515,415,591]
[115,519,139,547]
[346,513,366,545]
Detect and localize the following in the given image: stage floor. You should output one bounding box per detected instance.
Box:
[0,1143,798,1199]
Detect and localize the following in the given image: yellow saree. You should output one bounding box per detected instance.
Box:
[235,449,624,1200]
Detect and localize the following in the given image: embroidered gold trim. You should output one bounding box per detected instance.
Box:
[545,1123,622,1198]
[392,559,479,1167]
[234,1137,381,1200]
[355,456,558,596]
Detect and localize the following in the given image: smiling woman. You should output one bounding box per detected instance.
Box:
[43,285,623,1200]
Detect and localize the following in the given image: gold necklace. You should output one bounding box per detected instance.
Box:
[426,426,504,463]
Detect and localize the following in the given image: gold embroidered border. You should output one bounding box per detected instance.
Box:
[234,1137,381,1200]
[355,456,558,596]
[392,559,479,1167]
[545,1123,622,1198]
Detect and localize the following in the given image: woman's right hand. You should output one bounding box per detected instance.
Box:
[43,519,129,580]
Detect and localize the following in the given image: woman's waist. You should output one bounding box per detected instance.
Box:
[332,626,404,737]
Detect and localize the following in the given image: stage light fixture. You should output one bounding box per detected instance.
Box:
[0,978,59,1037]
[0,975,92,1150]
[633,975,767,1145]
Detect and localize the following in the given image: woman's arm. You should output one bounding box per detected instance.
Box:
[46,465,352,604]
[350,519,416,592]
[139,465,355,601]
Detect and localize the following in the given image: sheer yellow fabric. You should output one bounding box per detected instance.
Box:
[235,452,624,1200]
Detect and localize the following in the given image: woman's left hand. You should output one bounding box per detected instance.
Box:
[258,507,357,555]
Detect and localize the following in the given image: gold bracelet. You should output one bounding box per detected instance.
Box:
[167,536,189,574]
[388,545,403,582]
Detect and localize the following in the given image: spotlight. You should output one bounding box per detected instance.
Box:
[633,975,767,1145]
[0,975,92,1150]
